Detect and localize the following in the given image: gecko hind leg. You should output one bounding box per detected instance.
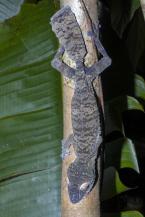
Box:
[61,134,74,160]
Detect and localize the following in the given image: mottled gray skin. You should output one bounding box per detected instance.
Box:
[51,6,111,203]
[51,6,86,63]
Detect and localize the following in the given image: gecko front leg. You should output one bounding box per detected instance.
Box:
[61,134,74,159]
[51,46,75,79]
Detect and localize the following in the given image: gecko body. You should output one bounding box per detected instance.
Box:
[67,68,102,203]
[51,6,111,203]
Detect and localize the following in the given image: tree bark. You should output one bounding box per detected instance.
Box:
[60,0,103,216]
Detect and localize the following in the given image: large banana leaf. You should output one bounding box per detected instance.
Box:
[0,1,62,217]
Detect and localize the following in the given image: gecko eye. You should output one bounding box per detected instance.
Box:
[80,182,89,191]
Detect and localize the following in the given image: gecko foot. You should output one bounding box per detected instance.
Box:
[61,134,74,160]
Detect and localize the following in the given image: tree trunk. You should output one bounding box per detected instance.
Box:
[60,0,103,216]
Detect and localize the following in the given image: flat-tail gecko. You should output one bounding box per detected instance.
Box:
[51,5,111,203]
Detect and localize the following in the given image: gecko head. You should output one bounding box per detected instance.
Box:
[67,162,95,203]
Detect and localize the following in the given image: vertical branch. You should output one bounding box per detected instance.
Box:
[60,0,103,216]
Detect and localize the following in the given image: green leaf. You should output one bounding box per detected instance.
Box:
[105,96,144,135]
[102,211,143,217]
[134,74,145,100]
[102,138,139,200]
[0,0,24,21]
[102,167,129,201]
[110,0,140,37]
[105,138,139,171]
[0,1,62,217]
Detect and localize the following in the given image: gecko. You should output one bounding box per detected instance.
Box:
[51,5,111,203]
